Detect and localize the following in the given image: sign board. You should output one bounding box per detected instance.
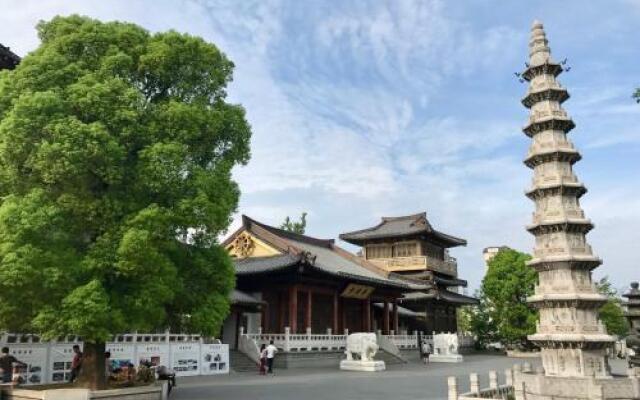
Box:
[341,284,374,299]
[170,343,200,376]
[9,345,48,385]
[200,344,229,375]
[136,343,170,368]
[106,343,136,370]
[49,344,82,383]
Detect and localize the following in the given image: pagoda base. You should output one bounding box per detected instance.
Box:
[514,370,640,400]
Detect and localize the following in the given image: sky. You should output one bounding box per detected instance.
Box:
[1,0,639,292]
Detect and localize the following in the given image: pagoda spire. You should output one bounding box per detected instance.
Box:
[521,21,614,378]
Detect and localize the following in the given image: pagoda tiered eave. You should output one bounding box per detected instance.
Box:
[526,255,602,270]
[521,61,563,81]
[523,115,575,137]
[524,148,581,168]
[527,292,608,307]
[526,219,594,234]
[525,181,587,199]
[522,86,569,108]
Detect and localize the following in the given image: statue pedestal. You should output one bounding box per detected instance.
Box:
[340,360,386,372]
[430,354,463,363]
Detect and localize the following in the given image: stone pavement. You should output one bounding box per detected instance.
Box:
[172,354,627,400]
[173,354,529,400]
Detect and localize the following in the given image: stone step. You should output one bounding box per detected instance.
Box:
[229,350,259,372]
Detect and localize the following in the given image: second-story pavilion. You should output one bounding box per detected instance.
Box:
[340,212,477,333]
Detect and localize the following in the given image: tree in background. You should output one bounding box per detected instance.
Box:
[473,248,537,349]
[0,15,251,388]
[281,212,307,234]
[595,276,629,337]
[634,88,639,103]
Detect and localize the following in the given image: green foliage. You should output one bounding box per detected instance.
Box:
[634,88,640,103]
[474,248,537,348]
[468,289,497,347]
[595,276,629,337]
[280,212,307,234]
[0,15,251,343]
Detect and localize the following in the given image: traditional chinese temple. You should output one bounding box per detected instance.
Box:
[221,213,476,350]
[220,215,427,348]
[340,212,478,333]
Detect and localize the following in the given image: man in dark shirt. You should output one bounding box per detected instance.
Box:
[0,347,26,383]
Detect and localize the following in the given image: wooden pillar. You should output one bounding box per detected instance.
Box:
[289,285,298,333]
[261,292,269,332]
[305,290,313,332]
[341,298,347,333]
[332,291,339,333]
[383,300,390,334]
[363,298,371,332]
[278,291,286,332]
[393,299,399,333]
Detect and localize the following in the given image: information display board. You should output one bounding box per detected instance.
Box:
[105,343,136,370]
[170,343,200,376]
[49,344,82,383]
[136,343,170,368]
[9,345,48,385]
[200,344,229,375]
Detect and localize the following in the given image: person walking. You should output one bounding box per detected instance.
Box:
[265,340,277,374]
[0,347,26,384]
[421,340,431,364]
[258,344,267,375]
[69,345,83,383]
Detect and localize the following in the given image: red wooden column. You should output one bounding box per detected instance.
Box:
[383,300,390,334]
[289,285,298,333]
[305,290,313,332]
[393,299,399,333]
[261,292,269,332]
[278,291,286,332]
[332,291,339,333]
[363,298,371,332]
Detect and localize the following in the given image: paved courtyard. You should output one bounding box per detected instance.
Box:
[173,355,628,400]
[173,354,529,400]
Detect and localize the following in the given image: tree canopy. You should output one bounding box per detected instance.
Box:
[595,276,629,337]
[471,248,537,348]
[280,212,307,234]
[0,15,251,345]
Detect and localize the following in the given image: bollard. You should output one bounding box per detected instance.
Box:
[447,376,458,400]
[489,370,498,389]
[470,372,480,393]
[505,368,514,386]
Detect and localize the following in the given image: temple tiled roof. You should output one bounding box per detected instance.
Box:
[230,289,264,306]
[373,303,420,318]
[400,289,478,305]
[339,212,466,247]
[231,216,429,291]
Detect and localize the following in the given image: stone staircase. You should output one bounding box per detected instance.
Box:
[230,349,259,372]
[375,349,408,365]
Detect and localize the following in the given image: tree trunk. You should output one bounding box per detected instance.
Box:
[76,341,107,390]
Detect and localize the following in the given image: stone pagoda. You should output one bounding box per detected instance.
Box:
[512,20,640,400]
[521,20,614,379]
[624,282,640,370]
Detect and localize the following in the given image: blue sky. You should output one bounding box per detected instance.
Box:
[2,0,639,292]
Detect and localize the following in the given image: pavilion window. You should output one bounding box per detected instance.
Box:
[365,245,392,259]
[392,242,417,258]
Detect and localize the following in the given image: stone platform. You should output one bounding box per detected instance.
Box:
[430,354,463,363]
[340,360,386,372]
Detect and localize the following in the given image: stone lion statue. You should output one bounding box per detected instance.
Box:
[345,333,379,362]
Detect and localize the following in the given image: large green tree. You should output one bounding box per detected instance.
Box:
[595,276,629,337]
[0,15,251,388]
[475,248,537,349]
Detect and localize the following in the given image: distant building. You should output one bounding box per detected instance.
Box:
[482,246,510,273]
[0,44,20,70]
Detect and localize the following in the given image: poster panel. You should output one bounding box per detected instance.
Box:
[105,343,136,371]
[170,343,200,376]
[49,343,82,384]
[135,343,170,368]
[199,344,229,375]
[9,345,48,385]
